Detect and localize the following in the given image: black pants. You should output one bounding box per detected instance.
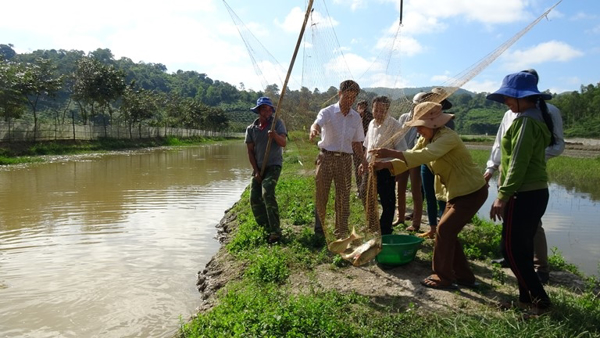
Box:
[376,169,396,235]
[502,188,551,308]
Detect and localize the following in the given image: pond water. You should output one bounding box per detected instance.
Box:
[478,179,599,278]
[0,142,598,337]
[0,143,249,338]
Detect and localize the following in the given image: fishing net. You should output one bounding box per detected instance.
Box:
[223,0,562,266]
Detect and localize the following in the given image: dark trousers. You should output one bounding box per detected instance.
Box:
[421,164,445,226]
[502,188,551,308]
[376,169,396,235]
[250,165,282,235]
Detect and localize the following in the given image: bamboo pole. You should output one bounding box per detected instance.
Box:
[260,0,314,176]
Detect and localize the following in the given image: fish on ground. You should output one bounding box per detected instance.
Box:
[341,238,381,266]
[328,227,362,253]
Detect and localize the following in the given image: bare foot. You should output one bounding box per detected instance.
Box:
[405,225,420,232]
[392,218,405,226]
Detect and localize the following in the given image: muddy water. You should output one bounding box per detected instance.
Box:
[0,143,249,338]
[1,141,599,337]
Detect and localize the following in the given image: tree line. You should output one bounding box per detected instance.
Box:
[1,43,599,140]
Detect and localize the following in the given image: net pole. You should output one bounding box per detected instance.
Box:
[260,0,314,176]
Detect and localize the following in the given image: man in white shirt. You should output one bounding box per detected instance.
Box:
[485,69,565,284]
[310,80,366,239]
[361,96,407,235]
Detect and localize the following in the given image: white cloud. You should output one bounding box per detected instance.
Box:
[275,7,307,33]
[462,79,501,94]
[404,0,528,25]
[570,12,598,21]
[332,0,366,11]
[396,12,447,36]
[590,25,600,34]
[375,35,424,57]
[307,8,340,30]
[502,40,584,70]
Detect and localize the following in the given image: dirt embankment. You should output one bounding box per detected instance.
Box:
[194,207,593,320]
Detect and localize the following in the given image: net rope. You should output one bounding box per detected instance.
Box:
[223,0,563,265]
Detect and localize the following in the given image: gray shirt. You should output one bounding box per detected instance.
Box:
[245,117,287,168]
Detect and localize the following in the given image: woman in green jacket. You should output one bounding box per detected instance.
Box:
[372,101,487,289]
[486,71,555,314]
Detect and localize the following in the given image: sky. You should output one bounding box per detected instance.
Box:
[1,0,599,95]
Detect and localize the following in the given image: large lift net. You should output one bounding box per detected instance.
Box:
[223,0,563,265]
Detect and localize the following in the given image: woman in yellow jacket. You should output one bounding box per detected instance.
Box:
[372,101,487,289]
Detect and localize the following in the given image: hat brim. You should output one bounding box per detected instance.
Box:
[487,89,552,103]
[405,113,454,129]
[250,104,276,114]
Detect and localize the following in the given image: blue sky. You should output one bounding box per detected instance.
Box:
[1,0,598,95]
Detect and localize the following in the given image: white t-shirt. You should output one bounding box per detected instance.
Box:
[363,115,407,162]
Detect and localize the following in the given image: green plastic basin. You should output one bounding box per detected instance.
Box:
[376,234,424,266]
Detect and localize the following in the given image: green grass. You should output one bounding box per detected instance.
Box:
[0,136,240,164]
[178,139,600,338]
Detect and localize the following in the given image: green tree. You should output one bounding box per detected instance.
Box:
[120,84,157,138]
[0,60,27,140]
[18,58,64,141]
[72,57,126,132]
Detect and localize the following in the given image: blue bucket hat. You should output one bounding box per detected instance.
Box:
[486,72,552,103]
[250,97,276,114]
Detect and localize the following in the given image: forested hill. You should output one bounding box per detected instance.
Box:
[1,44,599,137]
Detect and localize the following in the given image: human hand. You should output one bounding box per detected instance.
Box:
[370,148,389,158]
[252,171,263,184]
[489,198,506,222]
[483,172,492,183]
[309,127,319,141]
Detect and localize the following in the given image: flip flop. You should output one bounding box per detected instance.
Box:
[417,231,435,239]
[405,225,420,232]
[420,276,457,290]
[267,233,281,244]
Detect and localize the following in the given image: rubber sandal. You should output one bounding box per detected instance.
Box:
[267,233,281,244]
[417,231,435,239]
[405,226,420,232]
[420,276,457,290]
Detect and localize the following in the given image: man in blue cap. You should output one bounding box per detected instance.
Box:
[245,96,287,243]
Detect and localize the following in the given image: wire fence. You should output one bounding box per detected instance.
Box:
[0,122,243,142]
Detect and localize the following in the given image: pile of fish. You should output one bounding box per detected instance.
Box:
[327,228,382,266]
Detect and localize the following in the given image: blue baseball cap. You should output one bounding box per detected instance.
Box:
[250,97,276,114]
[486,72,552,103]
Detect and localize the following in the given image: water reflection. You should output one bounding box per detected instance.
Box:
[0,143,249,338]
[478,179,600,277]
